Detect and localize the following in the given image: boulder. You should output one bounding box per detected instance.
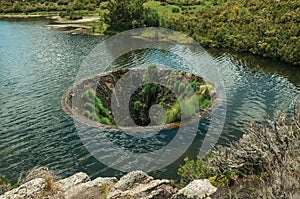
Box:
[56,172,90,191]
[108,171,176,199]
[172,179,217,199]
[65,177,117,199]
[111,170,153,192]
[1,178,45,199]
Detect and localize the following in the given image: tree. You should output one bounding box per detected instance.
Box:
[105,0,159,31]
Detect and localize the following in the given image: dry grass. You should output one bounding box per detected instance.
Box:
[99,182,115,199]
[44,171,57,192]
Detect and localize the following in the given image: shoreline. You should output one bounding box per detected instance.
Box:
[0,168,218,199]
[0,13,102,35]
[0,13,57,18]
[0,13,298,66]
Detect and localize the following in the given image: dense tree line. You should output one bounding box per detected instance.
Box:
[103,0,159,31]
[103,0,299,65]
[0,0,102,13]
[157,0,300,65]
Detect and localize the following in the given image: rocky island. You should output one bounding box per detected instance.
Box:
[62,65,215,130]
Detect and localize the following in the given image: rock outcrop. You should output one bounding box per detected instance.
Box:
[0,170,217,199]
[172,179,217,199]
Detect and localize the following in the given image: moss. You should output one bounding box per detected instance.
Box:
[100,117,112,125]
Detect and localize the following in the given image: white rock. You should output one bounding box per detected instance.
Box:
[1,178,45,199]
[57,172,90,191]
[108,171,176,199]
[172,179,217,199]
[111,170,152,192]
[64,177,117,199]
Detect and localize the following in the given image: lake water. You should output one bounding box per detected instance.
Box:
[0,18,299,183]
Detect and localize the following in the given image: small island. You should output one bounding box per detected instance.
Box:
[62,65,215,129]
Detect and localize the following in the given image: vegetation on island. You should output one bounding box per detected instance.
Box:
[130,65,212,126]
[80,65,212,126]
[178,108,300,198]
[82,88,114,125]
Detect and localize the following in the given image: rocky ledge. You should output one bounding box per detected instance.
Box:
[0,169,217,199]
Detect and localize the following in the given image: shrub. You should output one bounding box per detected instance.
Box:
[178,108,300,198]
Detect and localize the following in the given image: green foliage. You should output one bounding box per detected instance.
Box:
[0,0,101,14]
[84,102,96,112]
[200,98,211,110]
[95,97,110,117]
[190,80,200,91]
[133,101,143,111]
[166,101,181,123]
[142,65,160,105]
[155,0,300,65]
[100,117,112,125]
[68,11,83,20]
[178,157,237,187]
[83,88,96,101]
[82,88,114,125]
[104,0,159,31]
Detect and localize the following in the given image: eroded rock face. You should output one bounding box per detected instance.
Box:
[172,179,217,199]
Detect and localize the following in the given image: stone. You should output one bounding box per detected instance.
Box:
[21,167,50,184]
[1,178,45,199]
[107,171,176,199]
[57,172,90,192]
[64,177,117,199]
[172,179,217,199]
[111,170,153,192]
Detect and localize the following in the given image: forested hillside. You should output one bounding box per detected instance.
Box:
[0,0,102,13]
[1,0,299,65]
[156,0,300,65]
